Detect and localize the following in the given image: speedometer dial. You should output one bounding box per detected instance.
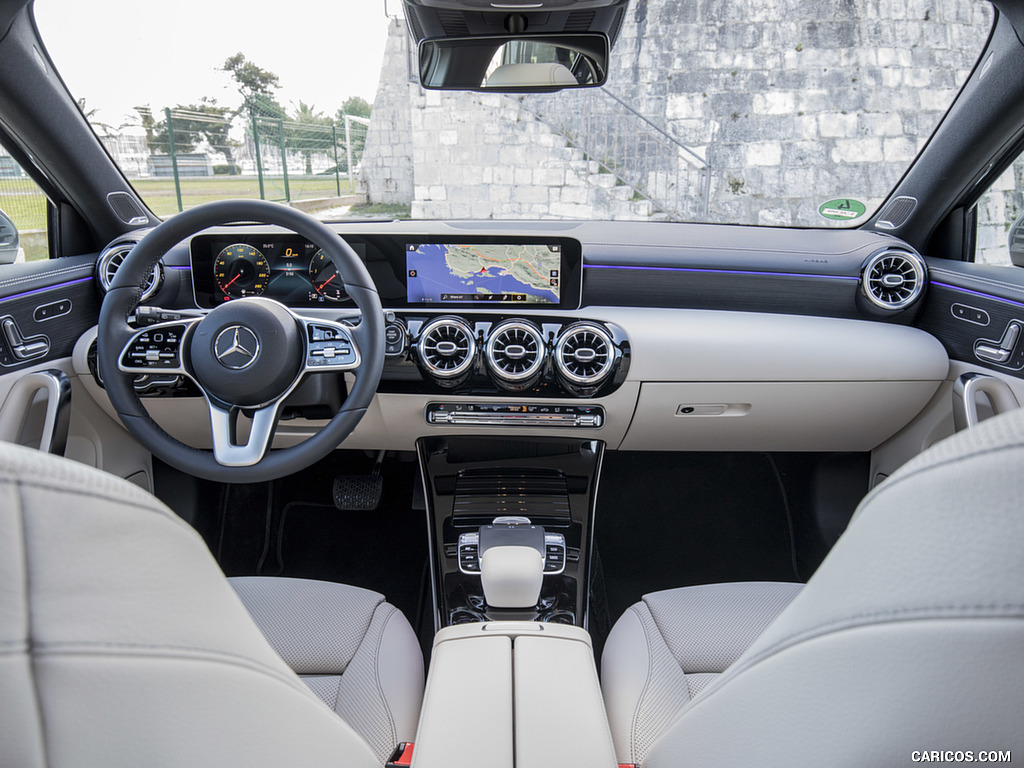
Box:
[309,249,348,301]
[214,244,270,298]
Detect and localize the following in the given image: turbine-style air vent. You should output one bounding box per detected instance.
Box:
[486,321,545,383]
[861,248,926,310]
[555,323,614,386]
[97,236,162,302]
[419,317,476,378]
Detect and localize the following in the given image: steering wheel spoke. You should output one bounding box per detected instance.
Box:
[118,317,200,375]
[207,400,283,467]
[301,317,362,373]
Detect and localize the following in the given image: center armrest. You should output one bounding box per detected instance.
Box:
[411,622,617,768]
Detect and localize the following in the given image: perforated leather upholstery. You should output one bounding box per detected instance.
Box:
[230,576,424,764]
[602,582,801,764]
[0,440,422,767]
[603,407,1024,766]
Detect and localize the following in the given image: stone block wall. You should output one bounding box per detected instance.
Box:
[609,0,993,226]
[360,18,415,205]
[362,2,996,228]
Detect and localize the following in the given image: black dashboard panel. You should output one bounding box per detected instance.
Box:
[189,233,582,310]
[917,260,1024,379]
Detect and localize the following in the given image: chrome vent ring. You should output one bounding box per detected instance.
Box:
[555,323,614,386]
[98,238,162,302]
[861,248,926,310]
[418,317,477,378]
[486,321,545,382]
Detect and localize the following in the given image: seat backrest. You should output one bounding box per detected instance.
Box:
[0,441,380,768]
[643,409,1024,767]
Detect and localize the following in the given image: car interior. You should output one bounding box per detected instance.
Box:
[1,0,1023,765]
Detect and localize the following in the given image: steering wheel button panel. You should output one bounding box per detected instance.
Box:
[304,322,360,370]
[119,322,194,373]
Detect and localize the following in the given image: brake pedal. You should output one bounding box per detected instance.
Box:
[333,450,384,511]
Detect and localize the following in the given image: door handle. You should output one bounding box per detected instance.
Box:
[952,372,1020,432]
[0,369,71,454]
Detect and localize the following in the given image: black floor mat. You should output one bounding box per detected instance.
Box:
[207,451,432,655]
[594,451,800,630]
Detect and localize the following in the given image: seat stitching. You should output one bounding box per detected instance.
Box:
[930,266,1024,299]
[0,264,92,290]
[374,605,400,748]
[679,608,1024,720]
[34,642,312,692]
[0,477,194,532]
[628,603,656,765]
[17,479,51,767]
[859,439,1024,510]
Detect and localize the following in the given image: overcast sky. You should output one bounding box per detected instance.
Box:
[33,0,397,126]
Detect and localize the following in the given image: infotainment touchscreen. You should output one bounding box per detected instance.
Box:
[405,242,562,304]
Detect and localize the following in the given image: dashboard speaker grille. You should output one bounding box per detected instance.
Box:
[98,238,162,301]
[861,249,926,310]
[106,192,149,226]
[875,196,917,230]
[555,323,614,386]
[1009,216,1024,267]
[419,317,476,378]
[564,10,596,31]
[437,10,470,35]
[485,321,544,382]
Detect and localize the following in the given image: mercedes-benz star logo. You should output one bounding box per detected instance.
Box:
[214,325,260,370]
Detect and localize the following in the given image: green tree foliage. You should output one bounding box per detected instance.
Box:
[334,96,371,172]
[287,101,333,175]
[222,53,286,118]
[336,96,371,120]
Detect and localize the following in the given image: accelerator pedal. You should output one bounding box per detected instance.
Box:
[333,450,385,511]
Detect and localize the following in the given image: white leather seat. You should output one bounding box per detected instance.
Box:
[0,441,423,767]
[603,408,1024,766]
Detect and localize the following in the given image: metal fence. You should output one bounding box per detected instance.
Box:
[517,89,710,221]
[105,107,370,218]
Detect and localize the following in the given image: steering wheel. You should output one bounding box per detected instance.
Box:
[97,199,384,484]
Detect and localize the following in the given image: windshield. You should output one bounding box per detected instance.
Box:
[34,0,993,228]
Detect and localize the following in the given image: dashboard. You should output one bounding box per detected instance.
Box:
[78,220,951,458]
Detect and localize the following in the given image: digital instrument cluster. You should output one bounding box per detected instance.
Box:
[190,233,583,310]
[191,235,362,308]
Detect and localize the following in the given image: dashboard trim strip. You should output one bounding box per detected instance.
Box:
[582,264,861,281]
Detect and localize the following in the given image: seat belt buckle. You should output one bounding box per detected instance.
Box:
[386,742,414,767]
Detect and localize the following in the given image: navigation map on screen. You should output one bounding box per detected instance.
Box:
[405,243,561,304]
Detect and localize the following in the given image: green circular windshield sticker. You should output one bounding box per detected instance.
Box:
[819,198,867,221]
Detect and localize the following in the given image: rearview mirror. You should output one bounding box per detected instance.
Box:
[418,34,609,92]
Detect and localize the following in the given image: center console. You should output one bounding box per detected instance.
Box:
[409,622,618,768]
[417,436,603,630]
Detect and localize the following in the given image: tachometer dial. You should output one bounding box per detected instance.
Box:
[309,249,348,301]
[214,244,270,298]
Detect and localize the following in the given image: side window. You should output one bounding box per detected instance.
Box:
[0,148,48,266]
[975,154,1024,266]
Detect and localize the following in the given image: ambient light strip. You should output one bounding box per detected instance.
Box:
[0,276,93,303]
[582,263,860,281]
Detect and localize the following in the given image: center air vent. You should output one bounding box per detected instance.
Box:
[485,320,545,386]
[861,249,926,311]
[98,237,162,302]
[418,317,476,379]
[555,322,614,387]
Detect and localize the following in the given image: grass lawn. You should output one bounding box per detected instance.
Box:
[1,175,360,260]
[134,175,359,218]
